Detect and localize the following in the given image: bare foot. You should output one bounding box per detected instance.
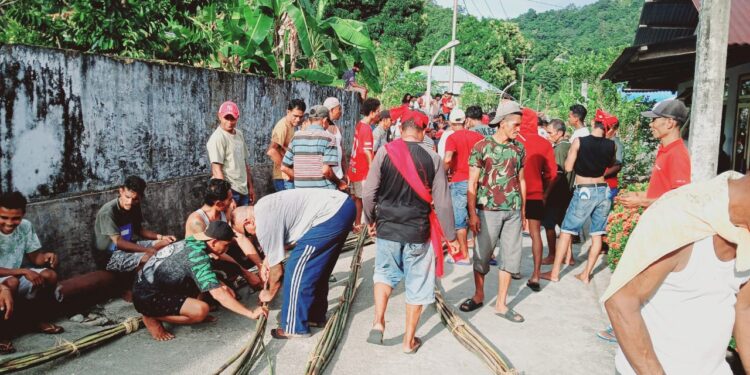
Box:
[566,259,576,266]
[143,316,175,341]
[539,271,559,282]
[202,314,218,323]
[575,273,590,284]
[541,256,555,265]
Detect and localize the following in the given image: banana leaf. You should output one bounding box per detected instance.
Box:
[284,1,318,57]
[322,17,375,51]
[243,5,274,46]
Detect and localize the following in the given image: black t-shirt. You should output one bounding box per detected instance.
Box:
[574,136,615,178]
[94,198,144,251]
[134,236,221,296]
[375,142,436,243]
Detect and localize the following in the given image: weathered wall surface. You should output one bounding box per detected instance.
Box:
[0,44,359,199]
[0,45,361,277]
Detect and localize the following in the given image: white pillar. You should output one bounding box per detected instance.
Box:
[688,0,732,181]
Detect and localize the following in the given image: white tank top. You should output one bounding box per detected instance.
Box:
[615,236,750,375]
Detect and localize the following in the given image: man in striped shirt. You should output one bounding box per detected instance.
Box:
[281,105,347,190]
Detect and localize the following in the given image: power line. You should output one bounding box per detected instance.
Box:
[497,0,509,19]
[482,0,497,19]
[467,0,485,18]
[524,0,564,9]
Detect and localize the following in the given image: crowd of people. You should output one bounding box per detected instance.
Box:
[2,86,749,374]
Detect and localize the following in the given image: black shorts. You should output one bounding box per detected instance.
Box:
[133,285,189,317]
[525,200,545,221]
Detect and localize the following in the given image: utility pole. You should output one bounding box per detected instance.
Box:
[449,0,458,93]
[688,0,731,182]
[516,57,531,105]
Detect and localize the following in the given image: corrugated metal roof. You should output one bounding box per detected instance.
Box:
[691,0,750,46]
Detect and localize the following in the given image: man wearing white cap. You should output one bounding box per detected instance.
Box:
[207,101,256,205]
[323,97,347,181]
[444,108,484,262]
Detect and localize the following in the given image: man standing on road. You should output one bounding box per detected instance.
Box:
[444,108,483,262]
[541,114,616,284]
[618,99,691,209]
[231,189,355,339]
[281,105,346,190]
[207,101,256,205]
[603,172,750,374]
[516,108,557,292]
[568,104,590,143]
[363,118,458,353]
[459,101,526,323]
[267,99,306,192]
[541,119,574,265]
[324,97,347,182]
[347,98,380,233]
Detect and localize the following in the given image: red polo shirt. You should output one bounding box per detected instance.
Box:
[646,139,691,199]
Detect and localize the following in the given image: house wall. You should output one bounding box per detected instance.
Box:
[0,44,360,278]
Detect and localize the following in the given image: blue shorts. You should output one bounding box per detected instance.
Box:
[450,181,469,229]
[231,189,251,206]
[373,238,435,305]
[273,179,294,192]
[561,186,611,236]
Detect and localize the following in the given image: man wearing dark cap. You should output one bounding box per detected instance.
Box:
[207,101,256,205]
[618,99,691,209]
[281,105,346,190]
[231,189,355,339]
[93,176,176,273]
[133,221,267,341]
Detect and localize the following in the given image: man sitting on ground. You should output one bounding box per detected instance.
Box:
[231,189,355,339]
[185,178,262,290]
[0,191,64,354]
[134,221,266,341]
[94,176,176,273]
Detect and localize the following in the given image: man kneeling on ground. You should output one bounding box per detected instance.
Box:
[133,221,267,341]
[94,176,176,274]
[0,192,63,354]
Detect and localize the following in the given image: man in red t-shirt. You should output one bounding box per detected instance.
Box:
[618,99,691,209]
[516,108,557,291]
[348,98,381,232]
[444,109,484,262]
[440,91,455,120]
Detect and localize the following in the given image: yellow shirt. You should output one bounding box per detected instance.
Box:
[206,127,249,195]
[271,118,294,180]
[602,171,750,302]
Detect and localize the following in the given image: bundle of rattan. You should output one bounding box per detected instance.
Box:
[341,233,373,252]
[434,289,517,375]
[212,309,270,375]
[0,317,142,374]
[304,231,368,375]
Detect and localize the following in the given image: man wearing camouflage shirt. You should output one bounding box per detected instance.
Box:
[459,100,526,324]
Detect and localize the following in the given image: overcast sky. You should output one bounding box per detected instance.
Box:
[433,0,599,19]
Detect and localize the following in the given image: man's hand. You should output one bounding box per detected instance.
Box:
[153,239,173,250]
[259,289,273,303]
[0,287,13,320]
[260,261,270,283]
[251,305,269,319]
[249,190,257,205]
[469,213,481,234]
[367,223,377,237]
[24,269,44,287]
[338,181,349,191]
[160,235,177,243]
[447,240,460,256]
[617,192,644,209]
[42,252,58,269]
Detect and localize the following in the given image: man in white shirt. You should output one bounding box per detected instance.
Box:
[568,104,590,142]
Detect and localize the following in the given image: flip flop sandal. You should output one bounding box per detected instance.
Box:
[308,320,327,328]
[495,308,525,323]
[459,298,484,312]
[597,326,617,343]
[403,337,422,354]
[526,280,541,292]
[511,272,522,280]
[366,328,384,345]
[270,328,310,340]
[0,341,16,355]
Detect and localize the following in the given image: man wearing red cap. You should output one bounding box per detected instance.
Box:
[516,108,557,292]
[595,109,624,201]
[207,101,255,206]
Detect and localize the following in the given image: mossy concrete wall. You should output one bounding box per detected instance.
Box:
[0,44,360,278]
